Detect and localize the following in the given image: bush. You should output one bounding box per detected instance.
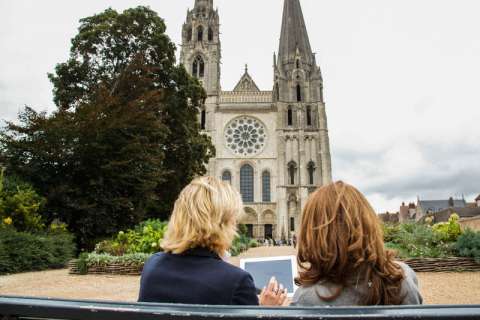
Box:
[76,252,151,271]
[0,171,46,233]
[249,239,259,248]
[386,223,453,259]
[231,233,254,257]
[454,229,480,262]
[432,213,463,242]
[0,228,76,275]
[383,223,401,243]
[94,219,167,255]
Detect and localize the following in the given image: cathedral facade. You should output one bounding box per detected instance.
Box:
[180,0,332,240]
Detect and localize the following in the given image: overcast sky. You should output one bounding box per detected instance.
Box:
[1,0,479,213]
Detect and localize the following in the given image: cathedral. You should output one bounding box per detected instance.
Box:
[180,0,332,240]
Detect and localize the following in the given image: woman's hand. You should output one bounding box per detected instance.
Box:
[259,277,288,306]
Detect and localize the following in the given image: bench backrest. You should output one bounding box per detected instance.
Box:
[1,296,480,320]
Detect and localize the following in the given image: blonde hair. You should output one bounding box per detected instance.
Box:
[161,176,241,256]
[297,181,405,305]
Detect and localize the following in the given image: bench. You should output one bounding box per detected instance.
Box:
[1,296,480,320]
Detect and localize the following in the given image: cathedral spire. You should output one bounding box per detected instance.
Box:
[194,0,213,10]
[278,0,314,66]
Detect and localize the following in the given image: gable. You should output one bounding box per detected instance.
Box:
[233,68,260,92]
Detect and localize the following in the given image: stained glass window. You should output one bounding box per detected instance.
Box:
[240,164,254,203]
[262,171,271,202]
[225,117,267,157]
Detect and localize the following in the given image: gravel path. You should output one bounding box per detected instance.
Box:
[1,246,479,305]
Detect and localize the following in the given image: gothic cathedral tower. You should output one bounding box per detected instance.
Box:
[274,0,333,237]
[180,0,332,241]
[180,0,220,138]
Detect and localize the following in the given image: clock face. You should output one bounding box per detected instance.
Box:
[224,116,267,157]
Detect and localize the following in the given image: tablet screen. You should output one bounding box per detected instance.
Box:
[240,256,297,297]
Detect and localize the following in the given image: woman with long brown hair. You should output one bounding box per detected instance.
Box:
[292,181,422,306]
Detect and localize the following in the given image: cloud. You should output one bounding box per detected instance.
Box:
[1,0,480,213]
[334,139,480,212]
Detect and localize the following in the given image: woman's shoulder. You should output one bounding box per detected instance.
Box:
[291,281,339,307]
[395,261,419,285]
[394,261,423,305]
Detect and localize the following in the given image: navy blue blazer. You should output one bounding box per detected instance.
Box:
[138,247,259,305]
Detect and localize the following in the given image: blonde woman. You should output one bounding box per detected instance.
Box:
[292,181,422,306]
[139,177,287,306]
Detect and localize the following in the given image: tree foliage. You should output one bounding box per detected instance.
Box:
[1,7,214,248]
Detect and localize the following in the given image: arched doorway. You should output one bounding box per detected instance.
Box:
[264,224,273,239]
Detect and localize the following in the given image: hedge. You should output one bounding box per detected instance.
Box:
[0,228,76,275]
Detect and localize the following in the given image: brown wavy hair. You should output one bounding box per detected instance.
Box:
[296,181,405,305]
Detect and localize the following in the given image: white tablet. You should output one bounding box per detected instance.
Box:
[240,256,298,298]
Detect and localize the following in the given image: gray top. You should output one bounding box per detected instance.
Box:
[291,262,423,306]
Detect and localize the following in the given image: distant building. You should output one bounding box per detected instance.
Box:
[416,197,467,221]
[399,202,417,222]
[476,195,480,208]
[420,207,480,224]
[378,212,399,224]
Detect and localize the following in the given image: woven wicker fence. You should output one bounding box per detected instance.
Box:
[69,257,480,276]
[68,260,144,275]
[401,257,480,272]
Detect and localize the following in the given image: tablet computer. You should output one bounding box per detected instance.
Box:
[240,256,298,298]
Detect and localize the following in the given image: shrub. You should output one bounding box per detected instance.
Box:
[0,171,46,233]
[454,229,480,262]
[76,253,89,275]
[0,228,76,275]
[231,233,254,257]
[94,219,167,255]
[382,223,401,243]
[432,213,463,242]
[77,252,151,270]
[249,239,259,248]
[386,223,453,259]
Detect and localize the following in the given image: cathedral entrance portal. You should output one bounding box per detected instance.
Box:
[264,224,273,239]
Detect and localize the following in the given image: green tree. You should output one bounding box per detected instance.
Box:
[1,7,214,248]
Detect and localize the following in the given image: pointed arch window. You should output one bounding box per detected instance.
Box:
[208,27,214,41]
[275,83,280,101]
[307,161,316,185]
[240,164,254,203]
[262,171,271,203]
[197,26,204,42]
[296,59,300,69]
[222,170,232,184]
[288,161,297,185]
[201,109,206,130]
[187,27,193,42]
[296,84,302,102]
[306,106,312,126]
[287,106,293,126]
[192,56,205,78]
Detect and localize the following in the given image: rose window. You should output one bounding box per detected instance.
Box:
[224,116,267,156]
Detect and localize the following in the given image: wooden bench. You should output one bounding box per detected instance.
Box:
[1,296,480,320]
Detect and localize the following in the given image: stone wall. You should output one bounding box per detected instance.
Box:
[460,216,480,231]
